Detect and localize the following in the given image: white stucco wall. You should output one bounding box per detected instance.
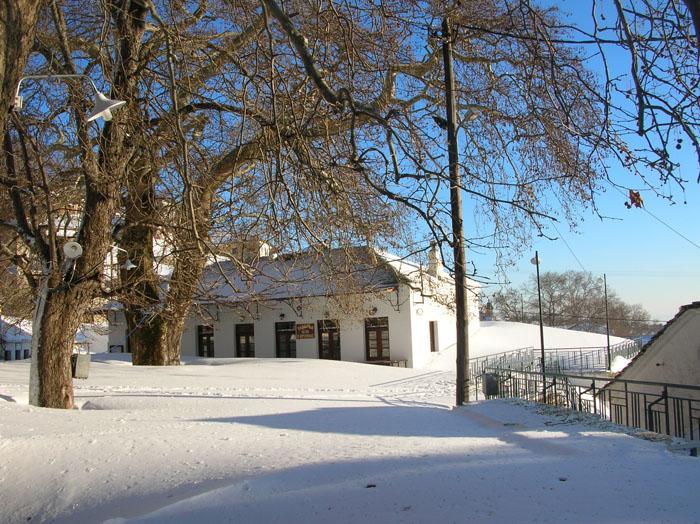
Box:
[106,281,481,369]
[181,286,417,365]
[408,279,480,370]
[617,308,700,389]
[106,310,128,353]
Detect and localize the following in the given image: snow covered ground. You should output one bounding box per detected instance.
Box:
[0,355,698,524]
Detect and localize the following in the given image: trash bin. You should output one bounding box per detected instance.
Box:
[482,373,499,397]
[71,351,90,379]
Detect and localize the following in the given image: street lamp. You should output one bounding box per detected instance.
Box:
[530,251,546,402]
[14,74,126,122]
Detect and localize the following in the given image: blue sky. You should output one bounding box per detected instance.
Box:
[463,1,700,322]
[469,177,700,322]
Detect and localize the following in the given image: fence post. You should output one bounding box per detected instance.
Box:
[592,380,597,415]
[663,385,670,436]
[624,381,629,427]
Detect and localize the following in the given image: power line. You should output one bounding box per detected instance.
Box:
[551,222,587,272]
[612,186,700,252]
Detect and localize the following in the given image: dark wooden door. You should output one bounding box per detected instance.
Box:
[318,320,341,360]
[365,317,390,361]
[275,322,296,358]
[236,324,255,357]
[197,325,215,357]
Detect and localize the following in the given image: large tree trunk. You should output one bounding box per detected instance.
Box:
[29,281,83,408]
[125,190,212,366]
[126,300,189,366]
[125,240,209,366]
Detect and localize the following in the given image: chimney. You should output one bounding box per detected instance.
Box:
[428,242,441,277]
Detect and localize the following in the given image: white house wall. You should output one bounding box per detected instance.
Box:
[408,281,480,370]
[106,310,128,353]
[182,286,417,365]
[107,283,479,369]
[616,308,700,393]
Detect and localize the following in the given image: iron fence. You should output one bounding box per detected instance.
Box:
[474,368,700,446]
[468,346,535,378]
[542,339,641,373]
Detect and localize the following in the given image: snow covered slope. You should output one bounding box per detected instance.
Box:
[424,321,628,371]
[0,356,696,524]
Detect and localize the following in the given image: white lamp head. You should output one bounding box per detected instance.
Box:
[63,241,84,260]
[87,90,126,122]
[122,259,137,271]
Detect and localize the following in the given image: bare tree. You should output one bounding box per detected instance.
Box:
[2,0,697,406]
[1,0,149,407]
[491,270,654,337]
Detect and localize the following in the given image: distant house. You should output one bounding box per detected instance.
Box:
[107,245,480,368]
[611,301,700,387]
[0,317,32,361]
[0,316,103,361]
[601,301,700,441]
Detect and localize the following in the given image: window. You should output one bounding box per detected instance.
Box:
[429,321,438,352]
[23,349,30,359]
[275,322,296,358]
[365,317,390,361]
[197,325,215,357]
[236,324,255,358]
[318,320,341,360]
[4,350,11,361]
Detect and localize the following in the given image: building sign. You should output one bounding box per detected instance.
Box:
[296,323,315,339]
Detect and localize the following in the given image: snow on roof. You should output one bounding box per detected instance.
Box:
[0,316,32,342]
[197,246,431,303]
[0,317,98,345]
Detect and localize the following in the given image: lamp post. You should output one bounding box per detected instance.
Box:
[13,73,126,406]
[111,245,137,272]
[530,251,546,402]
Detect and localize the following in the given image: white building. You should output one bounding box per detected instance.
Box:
[610,301,700,389]
[108,245,480,368]
[601,301,700,441]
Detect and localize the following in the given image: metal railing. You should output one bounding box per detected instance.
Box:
[468,346,536,378]
[475,368,700,446]
[542,339,641,373]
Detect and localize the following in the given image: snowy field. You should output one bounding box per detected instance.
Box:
[0,356,698,523]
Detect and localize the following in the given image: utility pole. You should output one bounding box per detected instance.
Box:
[532,251,546,402]
[442,17,470,405]
[604,273,611,371]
